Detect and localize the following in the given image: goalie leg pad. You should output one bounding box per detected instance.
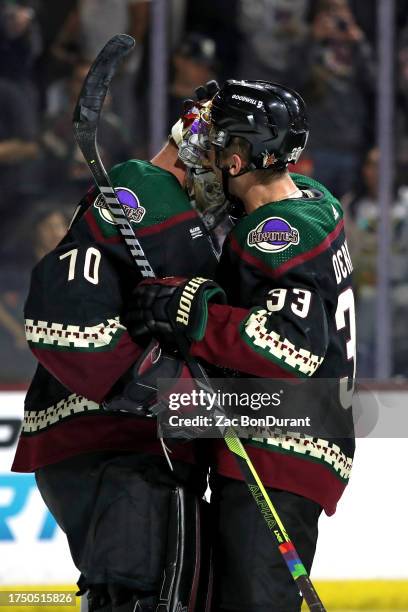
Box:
[37,453,211,611]
[81,487,212,612]
[84,584,156,611]
[156,487,212,611]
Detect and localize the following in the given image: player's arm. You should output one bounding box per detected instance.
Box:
[127,279,329,379]
[191,287,329,378]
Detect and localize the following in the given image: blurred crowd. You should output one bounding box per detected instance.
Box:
[1,0,408,383]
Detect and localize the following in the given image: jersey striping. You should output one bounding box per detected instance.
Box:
[12,160,218,473]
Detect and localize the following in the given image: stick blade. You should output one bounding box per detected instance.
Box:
[73,34,135,125]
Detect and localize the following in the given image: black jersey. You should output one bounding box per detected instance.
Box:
[12,160,218,472]
[191,174,355,515]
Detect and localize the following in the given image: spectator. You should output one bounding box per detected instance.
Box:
[185,0,240,81]
[0,0,42,101]
[236,0,311,88]
[301,0,376,199]
[168,32,218,127]
[0,78,39,231]
[0,205,69,384]
[342,148,408,377]
[396,23,408,181]
[41,61,132,201]
[51,0,149,140]
[343,0,408,49]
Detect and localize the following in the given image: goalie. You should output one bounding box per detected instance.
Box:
[12,82,224,611]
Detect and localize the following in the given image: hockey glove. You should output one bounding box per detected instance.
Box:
[124,276,227,347]
[103,340,218,439]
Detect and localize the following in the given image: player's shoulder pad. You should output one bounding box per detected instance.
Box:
[83,159,194,238]
[108,159,193,226]
[232,174,344,272]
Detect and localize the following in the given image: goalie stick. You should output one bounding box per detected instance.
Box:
[73,34,326,612]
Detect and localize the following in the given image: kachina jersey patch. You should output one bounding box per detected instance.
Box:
[247,216,299,253]
[94,187,146,225]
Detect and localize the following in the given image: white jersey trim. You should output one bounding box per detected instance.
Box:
[25,316,126,349]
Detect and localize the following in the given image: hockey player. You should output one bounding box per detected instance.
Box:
[130,80,356,611]
[11,98,225,611]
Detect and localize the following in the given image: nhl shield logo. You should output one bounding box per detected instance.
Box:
[247,216,299,253]
[94,187,146,225]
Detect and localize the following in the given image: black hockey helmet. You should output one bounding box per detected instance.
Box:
[210,79,309,171]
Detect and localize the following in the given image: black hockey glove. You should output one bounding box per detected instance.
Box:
[124,276,227,347]
[103,340,180,416]
[103,341,218,439]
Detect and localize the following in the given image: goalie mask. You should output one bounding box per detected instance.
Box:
[176,97,230,229]
[175,99,213,168]
[186,167,228,230]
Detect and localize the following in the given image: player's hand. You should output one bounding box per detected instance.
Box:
[103,340,216,439]
[124,276,226,346]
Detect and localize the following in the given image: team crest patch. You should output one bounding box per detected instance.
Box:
[262,150,277,168]
[247,217,299,253]
[94,187,146,225]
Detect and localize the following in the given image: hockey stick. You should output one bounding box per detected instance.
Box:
[73,34,326,612]
[73,34,154,279]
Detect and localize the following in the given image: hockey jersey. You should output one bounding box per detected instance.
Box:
[12,159,218,472]
[191,174,355,515]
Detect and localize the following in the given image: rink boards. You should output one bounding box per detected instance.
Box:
[1,390,407,610]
